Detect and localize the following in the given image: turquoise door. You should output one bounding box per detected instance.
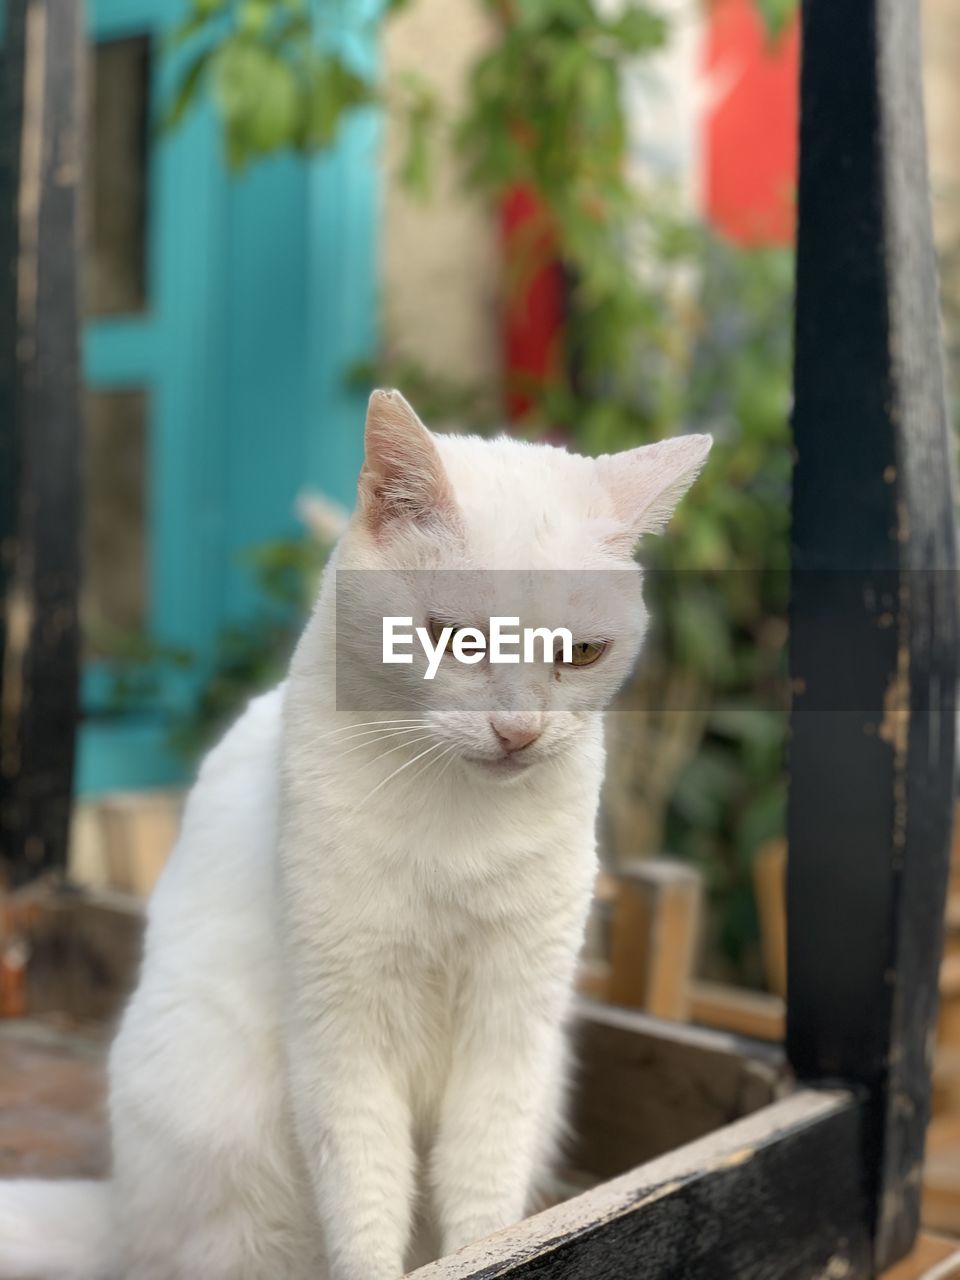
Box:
[79,0,376,794]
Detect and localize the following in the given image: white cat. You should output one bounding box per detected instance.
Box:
[0,391,710,1280]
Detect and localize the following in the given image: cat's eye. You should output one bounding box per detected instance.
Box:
[427,617,446,647]
[563,640,608,668]
[427,617,476,647]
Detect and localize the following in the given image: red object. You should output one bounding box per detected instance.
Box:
[500,186,566,421]
[702,0,800,245]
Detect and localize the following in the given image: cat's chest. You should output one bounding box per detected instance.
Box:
[343,781,593,879]
[315,790,597,961]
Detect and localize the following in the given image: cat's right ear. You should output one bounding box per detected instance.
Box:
[358,390,458,537]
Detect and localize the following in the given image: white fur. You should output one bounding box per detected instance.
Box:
[0,392,709,1280]
[0,1182,110,1279]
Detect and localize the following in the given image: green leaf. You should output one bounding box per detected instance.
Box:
[170,0,229,47]
[607,8,668,54]
[302,58,372,152]
[159,47,214,134]
[735,783,786,872]
[753,0,796,41]
[393,71,439,199]
[672,748,745,827]
[213,41,301,162]
[248,57,301,150]
[399,114,432,199]
[169,11,212,50]
[269,14,312,46]
[238,0,272,37]
[708,707,784,750]
[671,593,735,680]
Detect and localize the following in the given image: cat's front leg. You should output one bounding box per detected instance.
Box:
[285,1004,415,1280]
[429,958,573,1256]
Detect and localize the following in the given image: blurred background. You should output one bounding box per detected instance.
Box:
[67,0,959,998]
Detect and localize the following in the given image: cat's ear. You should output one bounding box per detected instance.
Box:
[596,434,712,546]
[358,390,458,536]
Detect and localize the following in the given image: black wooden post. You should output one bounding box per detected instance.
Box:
[0,0,84,888]
[788,0,958,1271]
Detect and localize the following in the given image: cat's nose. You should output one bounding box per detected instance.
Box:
[490,718,542,754]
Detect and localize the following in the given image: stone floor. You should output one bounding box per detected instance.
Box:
[0,1018,109,1178]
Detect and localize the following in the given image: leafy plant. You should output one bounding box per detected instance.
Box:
[359,0,794,980]
[170,536,327,756]
[105,536,328,759]
[162,0,375,169]
[357,232,794,982]
[158,0,799,983]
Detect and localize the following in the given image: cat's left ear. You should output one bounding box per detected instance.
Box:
[358,389,458,537]
[596,433,712,545]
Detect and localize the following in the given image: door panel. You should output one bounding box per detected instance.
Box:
[82,388,149,656]
[77,0,377,794]
[78,1,226,792]
[86,35,151,319]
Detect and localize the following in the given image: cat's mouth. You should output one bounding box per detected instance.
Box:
[463,751,538,777]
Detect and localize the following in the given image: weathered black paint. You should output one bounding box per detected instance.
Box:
[0,0,84,887]
[409,1092,872,1280]
[497,1102,870,1280]
[788,0,958,1271]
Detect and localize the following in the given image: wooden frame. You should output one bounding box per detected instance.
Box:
[77,0,380,794]
[788,0,957,1267]
[0,0,84,886]
[411,1090,871,1279]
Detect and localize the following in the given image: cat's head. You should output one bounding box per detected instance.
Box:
[334,390,710,778]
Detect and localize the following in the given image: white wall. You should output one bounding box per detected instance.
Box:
[381,0,501,403]
[923,0,960,257]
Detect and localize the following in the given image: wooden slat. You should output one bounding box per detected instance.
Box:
[883,1233,960,1279]
[938,955,960,1054]
[787,0,958,1270]
[931,1047,960,1118]
[408,1091,871,1279]
[0,0,84,888]
[689,980,785,1043]
[941,893,960,959]
[574,958,611,1003]
[568,998,786,1181]
[753,839,787,999]
[605,860,701,1019]
[921,1116,960,1236]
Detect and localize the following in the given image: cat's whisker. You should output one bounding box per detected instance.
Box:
[321,724,430,749]
[411,742,459,789]
[355,739,448,809]
[304,719,428,750]
[336,729,437,763]
[312,718,427,740]
[434,744,463,787]
[406,741,453,784]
